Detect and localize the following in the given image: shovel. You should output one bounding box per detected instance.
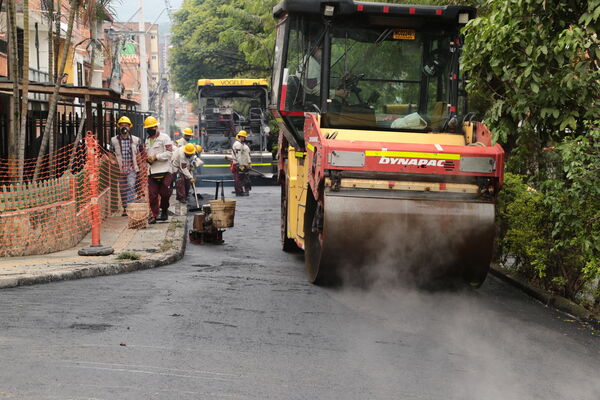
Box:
[249,168,274,179]
[188,180,202,212]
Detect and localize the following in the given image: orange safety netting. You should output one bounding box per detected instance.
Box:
[0,132,149,257]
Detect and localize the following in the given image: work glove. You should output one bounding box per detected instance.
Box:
[239,166,246,172]
[147,155,157,164]
[189,177,196,184]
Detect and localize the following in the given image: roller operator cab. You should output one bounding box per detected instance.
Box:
[196,79,276,184]
[270,0,505,286]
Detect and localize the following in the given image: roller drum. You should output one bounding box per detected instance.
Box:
[305,190,496,286]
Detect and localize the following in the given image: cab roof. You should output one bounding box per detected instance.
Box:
[197,79,269,88]
[273,0,476,22]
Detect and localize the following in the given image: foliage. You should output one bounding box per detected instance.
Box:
[170,0,247,101]
[498,124,600,302]
[218,0,279,76]
[462,0,600,173]
[169,0,278,101]
[498,173,554,284]
[462,0,600,305]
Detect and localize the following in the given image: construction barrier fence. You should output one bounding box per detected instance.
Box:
[0,132,149,257]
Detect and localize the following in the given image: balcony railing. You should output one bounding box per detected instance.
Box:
[28,68,50,101]
[29,68,50,84]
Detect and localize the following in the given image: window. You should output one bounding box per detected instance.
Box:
[270,17,287,108]
[284,18,325,113]
[150,35,156,39]
[325,26,453,132]
[152,55,157,60]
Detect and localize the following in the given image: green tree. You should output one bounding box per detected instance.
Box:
[6,0,20,170]
[34,0,82,180]
[217,0,279,75]
[462,0,600,175]
[18,0,30,181]
[169,0,247,101]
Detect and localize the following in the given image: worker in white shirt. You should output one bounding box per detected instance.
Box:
[144,116,174,223]
[176,128,194,147]
[231,130,252,196]
[172,143,197,204]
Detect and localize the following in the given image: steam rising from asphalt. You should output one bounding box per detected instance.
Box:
[330,284,600,400]
[326,202,600,399]
[333,200,493,288]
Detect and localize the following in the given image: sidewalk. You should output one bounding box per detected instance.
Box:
[0,201,187,289]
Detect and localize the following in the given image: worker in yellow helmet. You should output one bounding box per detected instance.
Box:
[176,128,194,147]
[171,143,197,205]
[144,116,174,223]
[111,116,141,216]
[231,130,252,196]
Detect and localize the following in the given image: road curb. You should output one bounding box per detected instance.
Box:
[0,217,188,290]
[490,264,600,327]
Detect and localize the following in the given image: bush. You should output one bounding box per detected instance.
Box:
[498,126,600,306]
[497,173,552,282]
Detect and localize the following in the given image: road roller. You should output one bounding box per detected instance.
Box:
[270,0,504,285]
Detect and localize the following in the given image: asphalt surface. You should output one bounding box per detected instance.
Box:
[0,186,599,400]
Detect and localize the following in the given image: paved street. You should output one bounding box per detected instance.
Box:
[0,187,599,400]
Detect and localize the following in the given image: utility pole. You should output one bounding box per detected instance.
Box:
[162,0,174,136]
[161,34,171,136]
[138,0,149,111]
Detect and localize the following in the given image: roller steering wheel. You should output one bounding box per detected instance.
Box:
[337,73,365,106]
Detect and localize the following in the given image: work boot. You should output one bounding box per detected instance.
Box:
[148,216,157,224]
[158,209,169,221]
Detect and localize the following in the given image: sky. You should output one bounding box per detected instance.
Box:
[112,0,184,26]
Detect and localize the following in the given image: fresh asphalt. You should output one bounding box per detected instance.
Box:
[0,186,599,400]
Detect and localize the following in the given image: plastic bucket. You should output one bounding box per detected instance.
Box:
[210,199,236,228]
[127,202,149,229]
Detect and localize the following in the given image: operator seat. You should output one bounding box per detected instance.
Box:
[204,98,218,130]
[430,101,447,131]
[248,99,262,134]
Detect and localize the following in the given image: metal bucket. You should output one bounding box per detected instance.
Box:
[209,199,236,228]
[127,202,149,229]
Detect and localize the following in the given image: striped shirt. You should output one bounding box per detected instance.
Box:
[118,136,134,173]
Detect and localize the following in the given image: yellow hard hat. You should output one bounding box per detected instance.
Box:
[183,128,193,136]
[237,130,247,138]
[195,145,203,153]
[184,143,196,155]
[117,116,133,127]
[143,116,159,129]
